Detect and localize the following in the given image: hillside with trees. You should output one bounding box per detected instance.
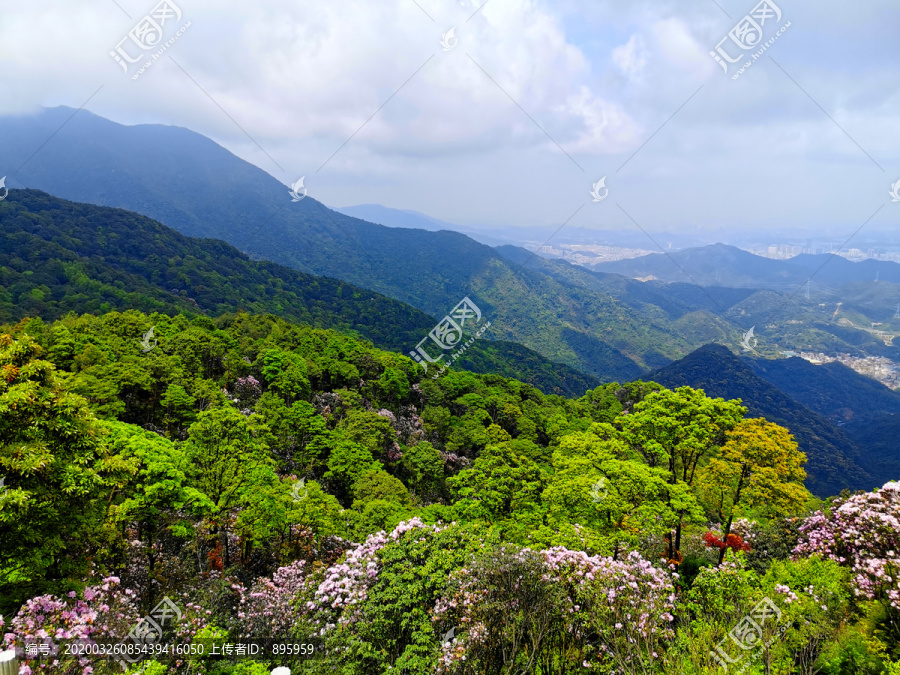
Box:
[0,190,599,398]
[1,311,898,674]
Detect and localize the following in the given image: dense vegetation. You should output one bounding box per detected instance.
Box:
[1,310,898,674]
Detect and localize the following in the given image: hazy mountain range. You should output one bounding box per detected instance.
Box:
[650,344,900,496]
[593,243,900,290]
[0,189,599,397]
[5,107,898,378]
[2,106,899,495]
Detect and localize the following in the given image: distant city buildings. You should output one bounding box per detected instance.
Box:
[749,244,900,263]
[523,243,656,265]
[526,241,900,266]
[798,351,900,390]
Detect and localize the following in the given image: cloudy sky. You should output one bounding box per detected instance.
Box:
[1,0,898,240]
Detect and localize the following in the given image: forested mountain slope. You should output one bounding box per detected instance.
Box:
[0,108,750,378]
[0,189,599,397]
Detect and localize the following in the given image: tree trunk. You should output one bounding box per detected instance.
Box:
[718,464,748,564]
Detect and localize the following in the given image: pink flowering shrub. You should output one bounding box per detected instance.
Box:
[2,577,141,675]
[306,530,388,635]
[118,534,192,609]
[434,545,677,674]
[794,481,900,615]
[556,549,677,672]
[396,405,426,445]
[375,409,397,425]
[227,376,262,408]
[304,518,435,637]
[234,560,307,638]
[386,441,403,463]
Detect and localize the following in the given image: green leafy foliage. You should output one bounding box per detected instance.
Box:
[0,308,892,674]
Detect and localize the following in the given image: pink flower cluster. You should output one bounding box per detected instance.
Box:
[439,452,470,469]
[306,518,436,632]
[794,481,900,610]
[434,547,678,672]
[386,441,403,462]
[774,584,799,605]
[227,375,262,407]
[2,577,141,675]
[235,560,307,638]
[395,405,426,445]
[376,409,397,424]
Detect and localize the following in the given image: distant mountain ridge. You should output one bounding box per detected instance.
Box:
[332,204,511,247]
[650,344,878,497]
[4,107,897,379]
[593,243,900,290]
[747,356,900,423]
[0,107,730,379]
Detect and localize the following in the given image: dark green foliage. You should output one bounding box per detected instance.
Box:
[744,517,803,574]
[0,334,112,612]
[0,189,434,351]
[1,311,893,673]
[651,343,875,496]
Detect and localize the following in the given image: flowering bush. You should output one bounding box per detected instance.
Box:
[375,409,397,425]
[304,518,435,634]
[227,376,262,408]
[434,545,678,674]
[234,560,307,639]
[544,548,677,673]
[703,531,752,554]
[794,481,900,651]
[2,577,141,675]
[730,518,758,545]
[794,482,900,612]
[294,517,467,673]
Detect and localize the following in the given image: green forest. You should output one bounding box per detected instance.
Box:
[1,309,898,674]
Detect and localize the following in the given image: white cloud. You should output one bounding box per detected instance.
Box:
[0,0,638,160]
[652,18,713,75]
[613,34,646,78]
[0,0,897,233]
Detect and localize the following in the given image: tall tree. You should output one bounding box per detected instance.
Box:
[181,407,275,569]
[621,386,746,559]
[0,334,109,604]
[699,418,808,562]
